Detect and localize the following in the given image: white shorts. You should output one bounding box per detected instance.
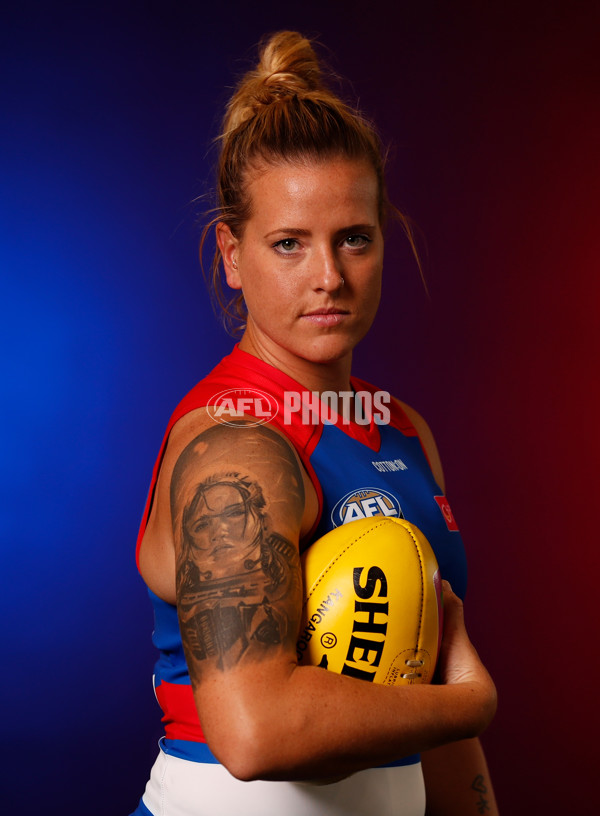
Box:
[138,742,426,816]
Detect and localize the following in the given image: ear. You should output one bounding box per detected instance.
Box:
[216,222,242,290]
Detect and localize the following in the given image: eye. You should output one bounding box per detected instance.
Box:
[190,517,210,533]
[273,238,300,254]
[343,234,372,249]
[221,504,246,520]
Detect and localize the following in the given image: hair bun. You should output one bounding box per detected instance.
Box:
[257,30,321,95]
[223,31,323,134]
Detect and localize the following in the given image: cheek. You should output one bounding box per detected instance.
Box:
[242,266,297,315]
[362,266,383,308]
[190,536,210,555]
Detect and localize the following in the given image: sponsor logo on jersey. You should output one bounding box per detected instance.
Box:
[371,457,408,473]
[207,388,278,427]
[434,495,459,531]
[331,487,403,527]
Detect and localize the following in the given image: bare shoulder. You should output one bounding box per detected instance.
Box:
[394,399,446,493]
[138,408,217,600]
[169,414,307,546]
[139,408,311,603]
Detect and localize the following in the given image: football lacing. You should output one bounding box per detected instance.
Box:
[401,658,425,680]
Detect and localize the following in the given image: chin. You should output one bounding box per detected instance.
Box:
[300,340,356,366]
[307,328,371,363]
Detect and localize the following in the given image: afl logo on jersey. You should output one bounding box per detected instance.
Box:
[207,388,279,427]
[331,487,403,527]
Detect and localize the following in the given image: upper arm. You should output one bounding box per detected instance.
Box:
[170,420,305,683]
[396,399,446,493]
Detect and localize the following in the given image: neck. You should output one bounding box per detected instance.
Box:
[238,331,353,394]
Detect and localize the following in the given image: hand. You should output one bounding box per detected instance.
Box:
[437,581,497,734]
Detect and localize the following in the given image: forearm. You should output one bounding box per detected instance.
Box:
[422,738,499,816]
[198,660,496,781]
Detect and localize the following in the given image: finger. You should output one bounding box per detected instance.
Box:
[440,582,465,632]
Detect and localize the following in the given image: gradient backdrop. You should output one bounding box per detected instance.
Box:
[2,1,598,813]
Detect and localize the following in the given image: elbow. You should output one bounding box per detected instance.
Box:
[207,713,294,782]
[215,735,264,782]
[220,755,266,783]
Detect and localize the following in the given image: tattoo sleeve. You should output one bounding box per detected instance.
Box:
[171,422,304,676]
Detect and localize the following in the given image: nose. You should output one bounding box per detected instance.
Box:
[312,245,344,293]
[207,515,228,543]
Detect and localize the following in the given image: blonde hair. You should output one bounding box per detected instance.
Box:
[202,30,420,334]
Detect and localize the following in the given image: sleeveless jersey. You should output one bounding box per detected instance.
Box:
[136,344,467,765]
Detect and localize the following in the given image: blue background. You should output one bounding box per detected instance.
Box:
[2,1,599,813]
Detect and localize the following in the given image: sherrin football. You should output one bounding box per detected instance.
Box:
[297,517,442,685]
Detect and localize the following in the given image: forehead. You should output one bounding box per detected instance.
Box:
[197,483,244,512]
[244,158,380,229]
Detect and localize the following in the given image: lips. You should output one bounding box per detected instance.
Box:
[210,543,234,558]
[304,307,349,316]
[301,307,350,326]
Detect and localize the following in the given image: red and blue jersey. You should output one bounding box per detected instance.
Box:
[136,345,467,763]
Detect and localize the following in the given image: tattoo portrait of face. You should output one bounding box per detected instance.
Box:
[171,424,303,672]
[182,476,266,583]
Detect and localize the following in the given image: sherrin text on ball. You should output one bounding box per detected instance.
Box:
[298,517,443,685]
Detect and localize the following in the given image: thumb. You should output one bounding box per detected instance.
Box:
[441,580,466,636]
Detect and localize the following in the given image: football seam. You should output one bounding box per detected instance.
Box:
[303,519,392,606]
[391,521,426,651]
[412,529,426,652]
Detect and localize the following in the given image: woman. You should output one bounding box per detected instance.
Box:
[131,31,498,816]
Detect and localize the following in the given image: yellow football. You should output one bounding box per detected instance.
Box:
[297,517,442,685]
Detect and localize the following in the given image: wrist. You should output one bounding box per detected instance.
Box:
[445,678,498,741]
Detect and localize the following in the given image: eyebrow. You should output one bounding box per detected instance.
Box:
[264,224,376,240]
[264,228,310,239]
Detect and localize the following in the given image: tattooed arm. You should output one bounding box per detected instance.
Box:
[171,421,304,677]
[422,739,500,815]
[151,414,496,782]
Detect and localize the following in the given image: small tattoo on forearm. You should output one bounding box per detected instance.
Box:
[471,774,490,813]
